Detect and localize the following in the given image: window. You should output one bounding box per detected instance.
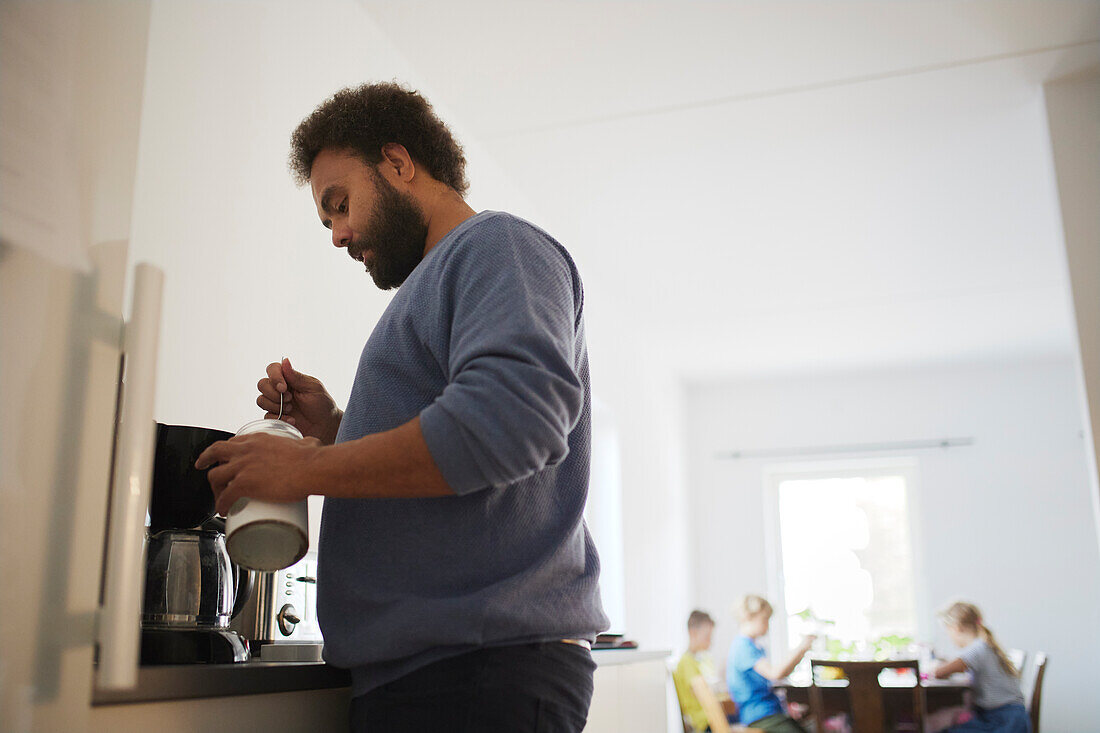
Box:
[766,461,918,657]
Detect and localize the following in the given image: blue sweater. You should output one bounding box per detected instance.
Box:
[319,211,608,696]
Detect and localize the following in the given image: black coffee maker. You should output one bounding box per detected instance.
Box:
[141,423,254,664]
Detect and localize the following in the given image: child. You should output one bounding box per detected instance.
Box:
[727,595,815,733]
[673,610,732,732]
[934,601,1030,733]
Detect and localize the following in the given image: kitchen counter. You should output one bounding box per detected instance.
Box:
[91,660,350,705]
[590,648,669,666]
[92,647,668,706]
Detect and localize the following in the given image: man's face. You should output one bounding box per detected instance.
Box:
[310,149,428,290]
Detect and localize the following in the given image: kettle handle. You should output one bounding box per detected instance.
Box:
[201,515,255,619]
[232,563,255,620]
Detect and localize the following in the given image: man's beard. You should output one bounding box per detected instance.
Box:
[349,171,429,290]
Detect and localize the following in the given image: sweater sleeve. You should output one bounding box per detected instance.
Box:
[418,219,584,495]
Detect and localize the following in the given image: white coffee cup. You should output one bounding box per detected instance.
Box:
[224,418,309,571]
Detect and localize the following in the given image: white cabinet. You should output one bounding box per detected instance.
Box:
[0,2,154,729]
[586,650,670,733]
[89,688,350,732]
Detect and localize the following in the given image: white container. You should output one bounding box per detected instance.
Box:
[225,419,309,571]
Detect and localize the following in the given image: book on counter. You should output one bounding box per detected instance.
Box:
[593,633,638,650]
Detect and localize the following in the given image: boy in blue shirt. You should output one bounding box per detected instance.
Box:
[727,595,814,733]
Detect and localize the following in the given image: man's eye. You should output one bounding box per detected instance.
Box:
[338,200,347,214]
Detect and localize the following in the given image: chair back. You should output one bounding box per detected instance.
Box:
[1027,652,1048,733]
[1009,648,1026,676]
[809,659,925,733]
[690,675,733,733]
[668,658,696,733]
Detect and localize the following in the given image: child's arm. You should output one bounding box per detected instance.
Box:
[933,658,968,679]
[753,636,815,681]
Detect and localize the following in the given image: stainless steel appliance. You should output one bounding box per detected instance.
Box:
[232,550,324,661]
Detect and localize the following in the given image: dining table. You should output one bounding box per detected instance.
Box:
[774,673,971,722]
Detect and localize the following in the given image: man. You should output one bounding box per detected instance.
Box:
[672,610,733,731]
[196,82,608,732]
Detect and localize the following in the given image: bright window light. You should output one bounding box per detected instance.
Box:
[775,474,917,655]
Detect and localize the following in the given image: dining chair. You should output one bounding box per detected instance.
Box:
[1025,652,1048,733]
[689,676,764,733]
[668,658,697,733]
[808,659,925,733]
[1008,648,1026,676]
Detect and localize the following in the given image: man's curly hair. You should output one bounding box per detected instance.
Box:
[289,82,469,195]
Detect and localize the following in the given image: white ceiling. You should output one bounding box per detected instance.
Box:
[362,1,1100,380]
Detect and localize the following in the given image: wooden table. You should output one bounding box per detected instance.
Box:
[775,677,970,717]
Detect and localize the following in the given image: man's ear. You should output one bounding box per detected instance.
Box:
[379,143,415,183]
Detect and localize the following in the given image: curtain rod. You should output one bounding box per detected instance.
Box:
[715,437,974,460]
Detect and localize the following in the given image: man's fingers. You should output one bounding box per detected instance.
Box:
[263,412,296,425]
[281,357,324,393]
[281,357,311,390]
[257,377,291,404]
[215,481,240,516]
[195,440,233,470]
[257,395,292,414]
[266,361,287,393]
[207,463,234,493]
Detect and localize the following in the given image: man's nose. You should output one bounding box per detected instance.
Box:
[332,223,352,248]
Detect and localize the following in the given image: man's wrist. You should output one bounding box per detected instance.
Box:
[322,409,344,445]
[297,440,330,499]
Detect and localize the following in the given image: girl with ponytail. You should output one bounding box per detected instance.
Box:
[933,601,1030,732]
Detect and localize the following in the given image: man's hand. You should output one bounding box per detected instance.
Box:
[196,432,323,515]
[257,357,343,444]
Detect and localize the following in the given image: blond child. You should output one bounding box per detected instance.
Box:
[726,595,814,733]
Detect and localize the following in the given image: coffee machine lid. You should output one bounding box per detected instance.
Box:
[150,423,234,532]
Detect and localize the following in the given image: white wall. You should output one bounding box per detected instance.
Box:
[590,345,691,651]
[588,398,627,634]
[591,354,689,733]
[128,0,533,431]
[129,0,405,429]
[684,358,1100,733]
